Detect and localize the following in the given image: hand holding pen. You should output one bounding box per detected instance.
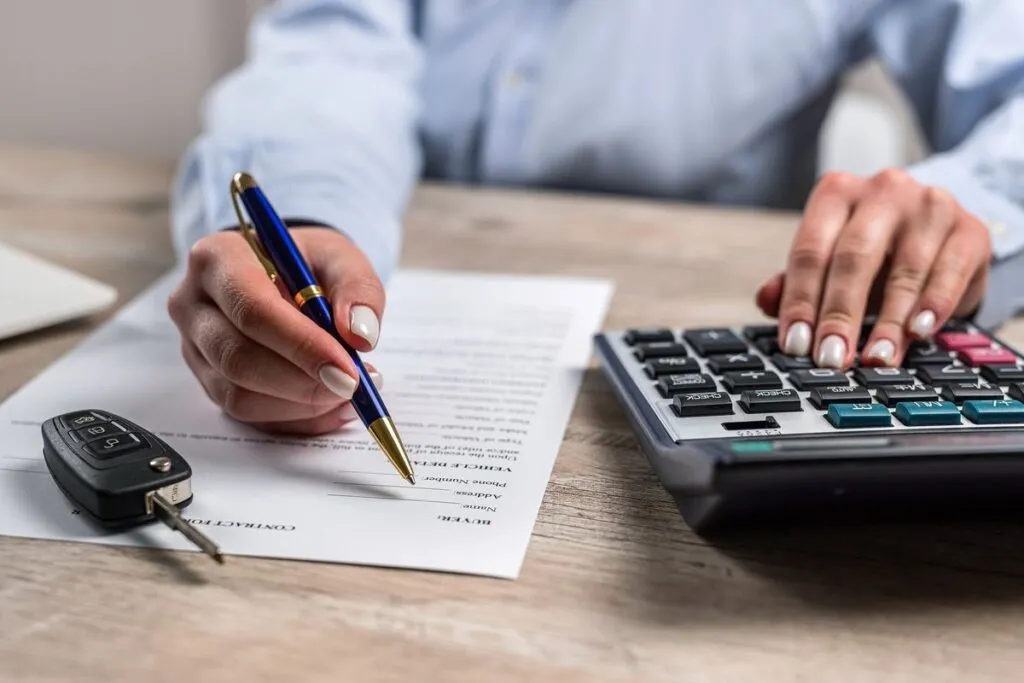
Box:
[166,175,415,483]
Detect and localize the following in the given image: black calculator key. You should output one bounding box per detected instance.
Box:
[789,368,849,390]
[754,337,781,356]
[672,391,734,417]
[853,367,915,387]
[683,329,748,356]
[85,432,146,459]
[1007,383,1024,402]
[643,357,699,378]
[633,342,688,361]
[903,345,956,368]
[721,370,782,393]
[742,324,777,341]
[980,364,1024,384]
[739,388,801,413]
[809,385,872,409]
[74,421,128,443]
[656,373,717,397]
[624,328,674,345]
[939,380,1004,404]
[874,383,938,407]
[61,410,109,430]
[941,319,971,332]
[707,353,763,374]
[771,353,814,372]
[916,364,977,385]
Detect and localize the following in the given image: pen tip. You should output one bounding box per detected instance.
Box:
[408,474,416,486]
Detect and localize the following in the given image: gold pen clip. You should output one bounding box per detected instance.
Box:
[230,172,279,282]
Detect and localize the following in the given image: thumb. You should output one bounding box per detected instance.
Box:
[301,228,386,353]
[756,272,785,318]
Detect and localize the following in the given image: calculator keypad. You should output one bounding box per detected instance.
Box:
[610,320,1024,442]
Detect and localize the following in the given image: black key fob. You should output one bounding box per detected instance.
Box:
[41,409,193,529]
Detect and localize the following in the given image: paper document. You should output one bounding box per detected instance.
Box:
[0,269,611,578]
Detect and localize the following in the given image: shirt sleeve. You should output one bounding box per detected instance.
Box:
[169,0,423,286]
[858,0,1024,329]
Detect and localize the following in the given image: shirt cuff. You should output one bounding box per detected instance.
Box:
[907,155,1024,330]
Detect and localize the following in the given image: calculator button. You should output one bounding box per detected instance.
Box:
[754,337,781,356]
[826,403,891,428]
[84,432,145,459]
[808,385,871,409]
[941,320,971,332]
[633,342,688,361]
[1008,384,1024,402]
[771,354,813,372]
[739,388,801,413]
[958,346,1018,366]
[902,344,956,369]
[916,364,978,385]
[624,328,674,345]
[683,329,748,356]
[721,370,782,393]
[874,384,938,407]
[893,401,962,426]
[74,421,127,443]
[936,332,993,351]
[789,368,849,390]
[671,391,734,417]
[707,353,763,374]
[742,325,777,341]
[980,365,1024,384]
[853,367,915,387]
[656,373,717,397]
[962,399,1024,425]
[643,357,699,378]
[61,411,109,430]
[939,380,1004,404]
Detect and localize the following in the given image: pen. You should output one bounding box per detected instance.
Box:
[228,172,416,485]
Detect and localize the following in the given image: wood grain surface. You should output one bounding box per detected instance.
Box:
[3,148,1024,683]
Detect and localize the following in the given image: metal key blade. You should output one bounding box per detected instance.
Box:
[150,492,224,564]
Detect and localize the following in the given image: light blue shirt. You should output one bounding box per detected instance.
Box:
[171,0,1024,328]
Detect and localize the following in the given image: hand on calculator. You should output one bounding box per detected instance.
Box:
[755,168,992,370]
[168,227,384,434]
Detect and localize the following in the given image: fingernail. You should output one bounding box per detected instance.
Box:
[783,322,812,356]
[911,310,936,338]
[368,371,383,390]
[318,365,358,399]
[350,305,380,348]
[866,339,896,365]
[339,403,358,422]
[816,335,847,368]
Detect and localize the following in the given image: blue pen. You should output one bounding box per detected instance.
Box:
[229,172,415,485]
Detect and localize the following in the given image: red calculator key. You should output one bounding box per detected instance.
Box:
[936,332,992,351]
[959,346,1019,366]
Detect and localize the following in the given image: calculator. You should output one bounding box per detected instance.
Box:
[593,319,1024,534]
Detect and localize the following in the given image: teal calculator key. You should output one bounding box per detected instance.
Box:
[962,399,1024,424]
[893,400,961,426]
[826,403,891,428]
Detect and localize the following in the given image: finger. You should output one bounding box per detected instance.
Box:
[862,186,956,365]
[304,228,387,353]
[755,272,784,318]
[188,235,363,398]
[911,212,992,335]
[813,170,916,368]
[186,300,345,407]
[777,172,866,357]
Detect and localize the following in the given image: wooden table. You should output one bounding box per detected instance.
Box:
[4,148,1024,683]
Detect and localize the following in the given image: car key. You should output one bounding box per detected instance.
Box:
[41,409,224,564]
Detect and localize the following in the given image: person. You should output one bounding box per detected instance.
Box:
[167,1,1024,434]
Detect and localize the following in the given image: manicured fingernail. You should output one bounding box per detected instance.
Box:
[350,305,380,348]
[368,371,383,389]
[911,310,936,338]
[783,322,812,356]
[866,339,896,365]
[816,335,846,368]
[319,365,358,399]
[339,403,358,422]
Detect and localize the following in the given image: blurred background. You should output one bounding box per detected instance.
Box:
[0,0,927,176]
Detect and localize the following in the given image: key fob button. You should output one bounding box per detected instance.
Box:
[85,432,145,459]
[74,421,127,443]
[61,410,110,430]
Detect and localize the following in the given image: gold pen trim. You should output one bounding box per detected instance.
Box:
[229,172,279,282]
[294,284,325,308]
[368,416,416,485]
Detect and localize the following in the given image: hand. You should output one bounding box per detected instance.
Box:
[168,227,384,434]
[755,168,992,368]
